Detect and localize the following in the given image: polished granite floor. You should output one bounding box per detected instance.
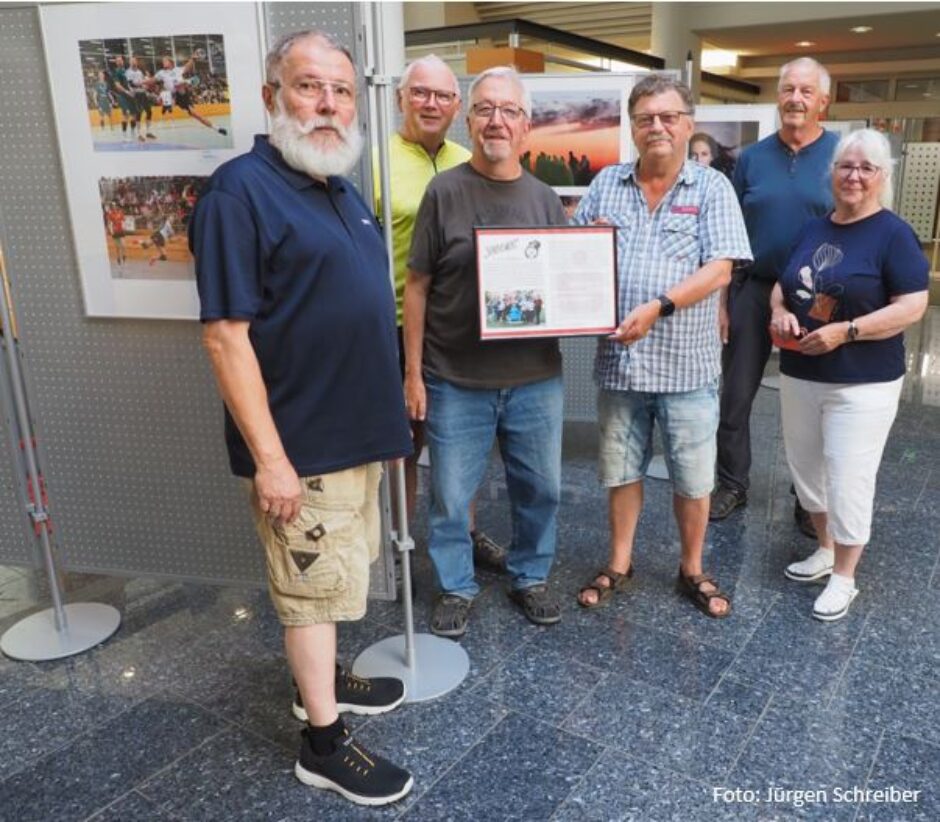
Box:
[1,342,939,820]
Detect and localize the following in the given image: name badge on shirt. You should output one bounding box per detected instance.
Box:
[671,205,699,215]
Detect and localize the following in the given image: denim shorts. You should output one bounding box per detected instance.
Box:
[597,380,719,499]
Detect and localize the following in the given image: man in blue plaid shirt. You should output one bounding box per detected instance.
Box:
[573,75,752,618]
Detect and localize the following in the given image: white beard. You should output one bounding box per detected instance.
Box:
[268,102,363,179]
[481,139,512,163]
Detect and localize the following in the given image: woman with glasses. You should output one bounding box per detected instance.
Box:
[769,128,928,621]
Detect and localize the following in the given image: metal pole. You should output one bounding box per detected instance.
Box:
[0,244,67,631]
[0,240,121,661]
[354,1,468,700]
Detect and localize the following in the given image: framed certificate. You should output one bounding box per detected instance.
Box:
[475,225,617,340]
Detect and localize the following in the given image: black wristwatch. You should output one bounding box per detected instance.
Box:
[656,294,675,317]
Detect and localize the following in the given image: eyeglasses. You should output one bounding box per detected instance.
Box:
[470,103,527,122]
[269,78,355,106]
[408,86,458,106]
[834,162,880,180]
[630,110,691,129]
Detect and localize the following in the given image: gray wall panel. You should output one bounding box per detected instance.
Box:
[0,4,374,589]
[0,6,261,581]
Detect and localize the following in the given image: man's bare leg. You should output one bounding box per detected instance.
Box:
[285,622,337,726]
[578,481,642,606]
[675,494,728,616]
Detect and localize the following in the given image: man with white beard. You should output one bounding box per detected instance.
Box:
[190,31,413,807]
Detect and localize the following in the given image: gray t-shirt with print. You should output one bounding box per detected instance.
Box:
[409,162,566,388]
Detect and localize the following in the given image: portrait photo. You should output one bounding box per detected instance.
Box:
[690,105,779,180]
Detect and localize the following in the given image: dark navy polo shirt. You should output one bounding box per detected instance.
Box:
[779,209,928,384]
[190,135,412,477]
[733,129,840,281]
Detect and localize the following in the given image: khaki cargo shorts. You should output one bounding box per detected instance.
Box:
[248,462,383,626]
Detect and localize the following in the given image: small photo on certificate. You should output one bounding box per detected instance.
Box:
[475,225,617,340]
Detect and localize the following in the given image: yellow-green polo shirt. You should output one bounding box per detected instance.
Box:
[374,133,471,324]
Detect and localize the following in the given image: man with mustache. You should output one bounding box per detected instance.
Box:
[376,56,507,572]
[572,75,751,618]
[711,58,838,530]
[190,31,413,806]
[404,66,567,637]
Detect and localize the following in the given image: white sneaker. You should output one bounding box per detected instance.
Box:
[784,547,834,582]
[812,574,858,622]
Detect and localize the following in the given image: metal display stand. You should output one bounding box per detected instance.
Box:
[0,241,120,661]
[353,2,468,701]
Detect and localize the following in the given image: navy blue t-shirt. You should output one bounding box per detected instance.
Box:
[779,209,929,384]
[190,135,412,477]
[733,130,839,281]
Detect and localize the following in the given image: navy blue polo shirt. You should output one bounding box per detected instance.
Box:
[733,129,840,281]
[190,135,412,477]
[779,209,928,384]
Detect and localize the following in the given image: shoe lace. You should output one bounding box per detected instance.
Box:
[340,670,371,692]
[340,736,376,776]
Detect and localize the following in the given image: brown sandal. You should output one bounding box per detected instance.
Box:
[577,566,634,609]
[676,569,732,619]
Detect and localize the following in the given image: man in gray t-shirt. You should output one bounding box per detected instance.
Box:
[404,66,566,638]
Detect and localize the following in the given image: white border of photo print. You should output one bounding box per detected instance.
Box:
[41,2,267,319]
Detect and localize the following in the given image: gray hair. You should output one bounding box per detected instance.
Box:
[778,57,831,95]
[628,74,695,117]
[468,66,532,116]
[264,30,354,85]
[397,54,459,94]
[833,128,894,209]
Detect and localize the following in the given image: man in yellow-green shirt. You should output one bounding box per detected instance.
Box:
[376,55,505,570]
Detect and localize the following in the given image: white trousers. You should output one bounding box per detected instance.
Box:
[779,374,903,546]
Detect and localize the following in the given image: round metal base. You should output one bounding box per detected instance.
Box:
[1,602,121,661]
[353,633,469,703]
[646,455,669,481]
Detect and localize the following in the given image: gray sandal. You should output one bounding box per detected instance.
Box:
[508,584,561,626]
[431,594,472,638]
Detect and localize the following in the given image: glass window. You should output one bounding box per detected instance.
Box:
[895,77,940,102]
[835,79,889,103]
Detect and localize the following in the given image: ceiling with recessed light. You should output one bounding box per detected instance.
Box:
[470,2,940,57]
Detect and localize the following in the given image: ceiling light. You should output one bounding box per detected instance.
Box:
[795,41,815,48]
[850,26,873,34]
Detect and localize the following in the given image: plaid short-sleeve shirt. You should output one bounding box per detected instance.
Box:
[573,160,752,393]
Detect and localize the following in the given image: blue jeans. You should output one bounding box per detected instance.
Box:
[424,374,563,599]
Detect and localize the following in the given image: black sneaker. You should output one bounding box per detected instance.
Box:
[292,667,406,721]
[295,727,413,806]
[709,485,747,521]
